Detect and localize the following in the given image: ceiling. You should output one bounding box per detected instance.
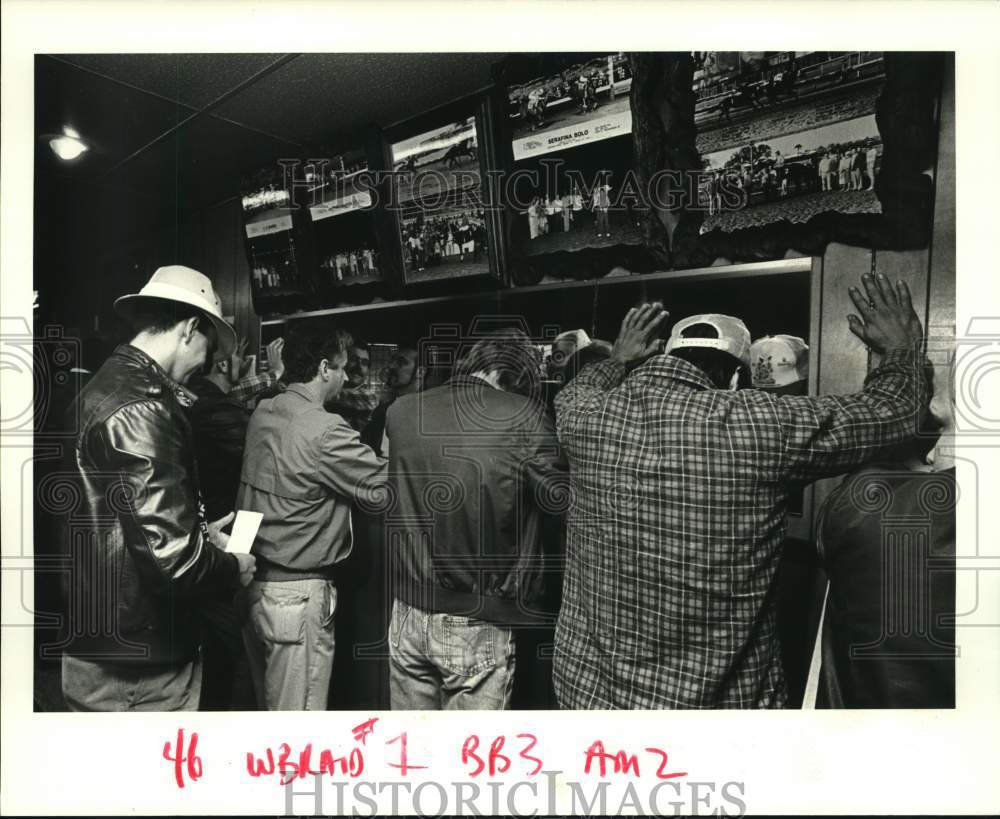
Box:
[35,52,505,222]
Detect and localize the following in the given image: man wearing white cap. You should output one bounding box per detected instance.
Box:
[546,328,592,381]
[750,334,810,395]
[553,274,928,709]
[60,265,256,711]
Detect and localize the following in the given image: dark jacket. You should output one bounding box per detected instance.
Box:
[817,463,956,708]
[361,399,392,457]
[384,376,565,625]
[186,376,251,520]
[61,345,239,666]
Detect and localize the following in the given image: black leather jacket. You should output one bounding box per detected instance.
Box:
[59,344,239,666]
[186,377,251,521]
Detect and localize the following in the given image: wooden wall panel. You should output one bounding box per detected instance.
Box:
[813,242,873,515]
[199,199,261,359]
[816,242,873,396]
[927,53,956,359]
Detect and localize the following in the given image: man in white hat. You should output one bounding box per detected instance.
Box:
[60,265,256,711]
[750,334,810,395]
[546,328,592,381]
[553,274,929,710]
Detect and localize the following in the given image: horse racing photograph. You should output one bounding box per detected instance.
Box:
[390,114,481,205]
[507,52,633,161]
[694,51,886,234]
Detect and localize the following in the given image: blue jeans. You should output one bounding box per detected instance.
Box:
[388,599,516,710]
[243,578,337,711]
[61,653,202,711]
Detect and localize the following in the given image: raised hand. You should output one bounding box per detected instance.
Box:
[266,337,285,381]
[847,274,923,354]
[612,302,669,366]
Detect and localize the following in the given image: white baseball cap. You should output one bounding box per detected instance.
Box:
[665,314,752,368]
[114,265,236,361]
[750,334,809,388]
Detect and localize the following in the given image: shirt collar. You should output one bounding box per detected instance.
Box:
[631,354,719,391]
[285,382,316,401]
[447,374,500,391]
[115,343,198,406]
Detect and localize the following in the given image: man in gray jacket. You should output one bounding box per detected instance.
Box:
[239,321,387,710]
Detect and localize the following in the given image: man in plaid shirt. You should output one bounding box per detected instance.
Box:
[553,274,928,709]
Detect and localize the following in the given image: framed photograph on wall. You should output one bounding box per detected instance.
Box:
[387,96,502,286]
[620,51,941,270]
[306,149,385,289]
[495,52,649,284]
[240,162,314,314]
[693,51,887,234]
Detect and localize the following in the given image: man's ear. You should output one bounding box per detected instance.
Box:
[180,316,200,343]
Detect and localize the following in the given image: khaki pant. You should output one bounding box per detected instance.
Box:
[62,653,202,712]
[243,578,337,711]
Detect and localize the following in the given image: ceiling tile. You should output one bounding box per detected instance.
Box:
[54,52,287,109]
[212,52,504,147]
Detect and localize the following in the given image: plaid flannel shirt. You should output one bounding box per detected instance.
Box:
[552,346,928,709]
[229,371,282,405]
[327,383,380,431]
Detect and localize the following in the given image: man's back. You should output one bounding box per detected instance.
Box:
[240,384,386,572]
[817,464,956,708]
[64,344,236,665]
[386,376,562,625]
[554,343,927,709]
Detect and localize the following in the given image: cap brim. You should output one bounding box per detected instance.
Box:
[114,294,236,362]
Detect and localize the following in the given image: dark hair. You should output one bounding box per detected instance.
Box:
[454,328,541,398]
[669,322,743,389]
[282,321,353,384]
[395,344,433,371]
[126,297,206,336]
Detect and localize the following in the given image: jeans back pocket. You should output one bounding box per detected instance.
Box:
[432,614,498,676]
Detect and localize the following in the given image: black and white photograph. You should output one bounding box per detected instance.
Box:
[240,164,308,298]
[309,151,384,287]
[3,2,998,815]
[399,198,489,281]
[694,51,886,233]
[26,47,958,715]
[503,53,644,258]
[507,52,632,161]
[390,115,482,205]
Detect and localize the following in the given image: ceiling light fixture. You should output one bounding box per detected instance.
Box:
[48,125,89,161]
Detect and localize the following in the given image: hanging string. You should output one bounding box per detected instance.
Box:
[590,281,600,340]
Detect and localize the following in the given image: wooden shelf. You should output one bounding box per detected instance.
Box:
[260,257,814,326]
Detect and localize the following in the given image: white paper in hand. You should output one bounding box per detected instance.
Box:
[227,510,263,555]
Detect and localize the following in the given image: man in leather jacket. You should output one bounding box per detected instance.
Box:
[59,266,256,712]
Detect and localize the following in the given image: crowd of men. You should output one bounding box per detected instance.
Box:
[402,211,487,270]
[53,262,954,711]
[706,141,880,215]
